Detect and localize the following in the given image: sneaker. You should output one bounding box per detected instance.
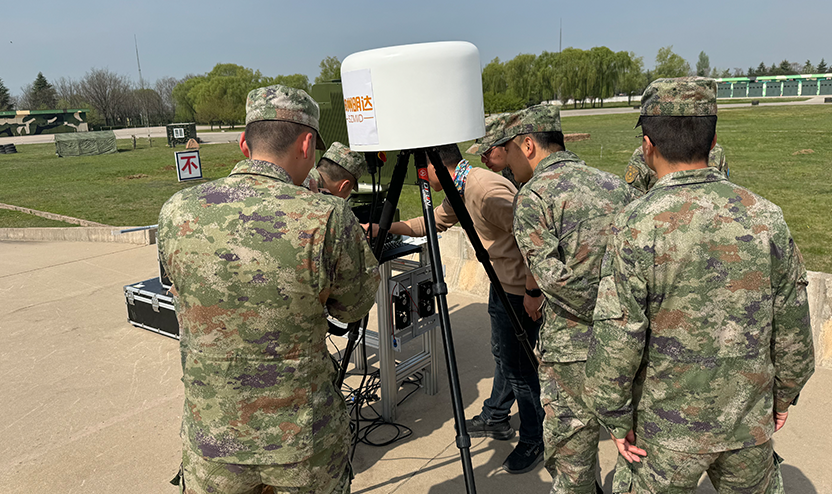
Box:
[502,441,543,474]
[464,414,515,440]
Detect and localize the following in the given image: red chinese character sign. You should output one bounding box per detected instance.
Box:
[175,150,203,182]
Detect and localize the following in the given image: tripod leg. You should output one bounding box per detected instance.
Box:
[413,149,477,494]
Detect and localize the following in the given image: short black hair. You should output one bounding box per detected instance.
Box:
[640,116,717,164]
[316,158,355,183]
[245,120,313,157]
[432,143,463,168]
[526,131,565,152]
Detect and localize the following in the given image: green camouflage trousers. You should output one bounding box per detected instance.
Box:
[539,361,601,494]
[615,438,784,494]
[179,444,351,494]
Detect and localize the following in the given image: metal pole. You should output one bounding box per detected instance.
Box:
[413,149,476,493]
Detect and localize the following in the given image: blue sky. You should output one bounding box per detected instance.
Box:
[3,0,831,95]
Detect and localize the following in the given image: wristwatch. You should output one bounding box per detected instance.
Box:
[525,288,542,297]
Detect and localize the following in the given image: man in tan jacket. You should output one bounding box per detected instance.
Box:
[370,144,545,474]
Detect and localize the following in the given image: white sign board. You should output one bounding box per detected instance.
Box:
[341,68,379,146]
[175,150,203,181]
[173,128,185,139]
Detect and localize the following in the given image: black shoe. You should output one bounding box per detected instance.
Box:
[464,415,515,440]
[502,441,543,474]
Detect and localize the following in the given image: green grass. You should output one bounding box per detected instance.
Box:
[716,97,811,105]
[0,138,243,227]
[1,106,830,272]
[0,209,80,228]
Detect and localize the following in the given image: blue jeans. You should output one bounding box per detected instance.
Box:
[481,285,544,445]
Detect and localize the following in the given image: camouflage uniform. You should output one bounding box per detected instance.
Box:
[158,85,379,494]
[504,105,636,492]
[624,142,729,195]
[584,78,815,493]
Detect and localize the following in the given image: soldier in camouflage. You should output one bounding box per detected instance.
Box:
[303,142,367,199]
[501,104,636,493]
[624,142,729,195]
[584,77,815,493]
[468,113,520,188]
[158,84,380,494]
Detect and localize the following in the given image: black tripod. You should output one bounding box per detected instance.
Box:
[336,147,540,494]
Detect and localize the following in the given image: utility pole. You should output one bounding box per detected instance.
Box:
[559,18,562,53]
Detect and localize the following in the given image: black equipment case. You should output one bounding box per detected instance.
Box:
[124,277,180,339]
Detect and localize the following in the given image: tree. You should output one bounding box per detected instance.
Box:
[653,46,691,79]
[757,62,767,76]
[505,53,537,105]
[586,46,620,107]
[0,78,12,111]
[554,48,592,108]
[483,92,525,113]
[746,67,756,77]
[315,56,341,84]
[172,74,202,122]
[53,77,84,109]
[789,61,802,74]
[817,59,827,73]
[532,51,559,102]
[803,60,815,74]
[28,72,58,110]
[696,51,710,77]
[79,68,132,126]
[155,76,179,122]
[264,74,310,92]
[618,52,646,104]
[481,58,507,95]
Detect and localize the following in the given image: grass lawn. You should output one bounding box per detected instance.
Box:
[716,97,811,105]
[0,209,79,228]
[1,105,830,272]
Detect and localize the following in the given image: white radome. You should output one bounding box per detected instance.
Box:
[341,41,485,152]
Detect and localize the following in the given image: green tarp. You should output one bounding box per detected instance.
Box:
[55,131,117,157]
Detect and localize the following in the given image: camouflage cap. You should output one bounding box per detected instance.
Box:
[321,142,367,190]
[469,114,509,155]
[245,84,326,150]
[636,77,717,128]
[492,104,562,147]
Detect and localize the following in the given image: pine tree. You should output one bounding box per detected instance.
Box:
[0,78,12,111]
[817,59,828,73]
[31,72,57,110]
[757,62,767,76]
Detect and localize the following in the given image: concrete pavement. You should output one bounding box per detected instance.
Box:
[0,240,829,493]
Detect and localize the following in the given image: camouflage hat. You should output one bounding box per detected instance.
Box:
[636,77,717,128]
[321,142,366,190]
[492,104,562,147]
[245,84,326,150]
[469,114,509,155]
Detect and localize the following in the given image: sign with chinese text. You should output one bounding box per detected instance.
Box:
[175,150,202,181]
[341,68,379,146]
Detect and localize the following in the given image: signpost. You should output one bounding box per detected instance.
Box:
[174,150,203,181]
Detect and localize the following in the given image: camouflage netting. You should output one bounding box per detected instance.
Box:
[55,131,117,157]
[0,110,89,137]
